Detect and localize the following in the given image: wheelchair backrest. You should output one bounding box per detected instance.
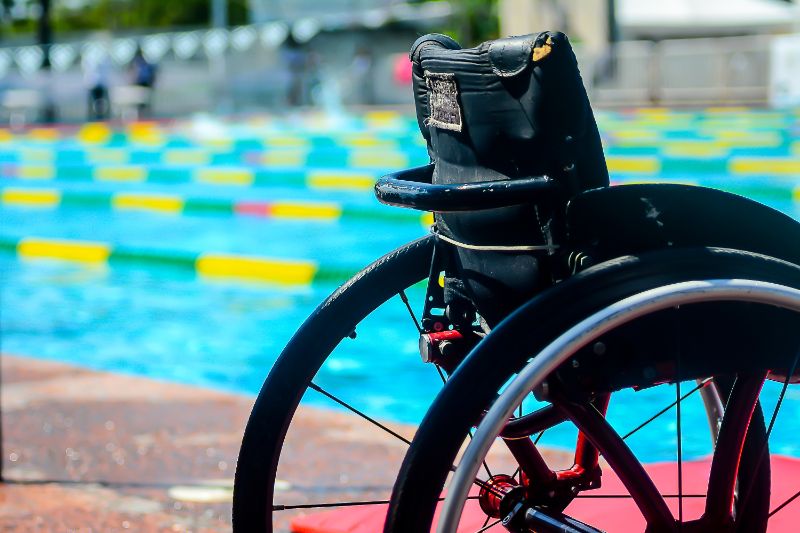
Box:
[410,31,608,325]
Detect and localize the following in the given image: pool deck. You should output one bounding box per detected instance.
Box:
[0,354,414,532]
[1,354,252,532]
[0,354,576,532]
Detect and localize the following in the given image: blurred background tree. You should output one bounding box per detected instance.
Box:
[54,0,249,31]
[411,0,499,46]
[451,0,499,45]
[0,0,251,37]
[0,0,499,43]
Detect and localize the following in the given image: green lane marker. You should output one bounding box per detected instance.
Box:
[109,247,198,270]
[312,265,360,285]
[56,165,94,181]
[0,236,18,253]
[715,184,795,203]
[149,168,192,184]
[183,198,235,215]
[61,191,113,209]
[253,169,307,187]
[340,205,422,224]
[660,158,727,175]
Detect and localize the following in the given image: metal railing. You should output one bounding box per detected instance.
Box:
[585,34,775,106]
[0,29,792,123]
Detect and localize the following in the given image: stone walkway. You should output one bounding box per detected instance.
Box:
[0,354,574,533]
[1,354,252,532]
[0,354,446,532]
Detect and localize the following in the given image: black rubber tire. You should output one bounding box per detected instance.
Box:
[233,235,435,532]
[386,247,800,533]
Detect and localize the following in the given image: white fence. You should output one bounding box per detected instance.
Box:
[0,29,796,123]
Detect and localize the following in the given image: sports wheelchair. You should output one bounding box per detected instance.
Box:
[233,31,800,532]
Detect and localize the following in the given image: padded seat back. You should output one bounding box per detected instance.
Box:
[410,31,609,325]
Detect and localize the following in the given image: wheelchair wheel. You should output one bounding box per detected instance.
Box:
[233,236,436,532]
[387,247,800,532]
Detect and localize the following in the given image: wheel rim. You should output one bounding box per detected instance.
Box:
[261,240,431,528]
[439,279,800,533]
[235,236,490,531]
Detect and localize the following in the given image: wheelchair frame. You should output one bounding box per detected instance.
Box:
[440,280,800,532]
[233,160,800,533]
[375,164,800,532]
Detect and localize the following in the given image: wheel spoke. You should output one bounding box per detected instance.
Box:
[469,475,505,498]
[435,363,447,384]
[764,350,800,443]
[398,289,422,333]
[274,499,394,511]
[274,495,480,511]
[770,488,800,518]
[621,378,712,441]
[308,382,411,445]
[475,518,501,532]
[574,494,705,499]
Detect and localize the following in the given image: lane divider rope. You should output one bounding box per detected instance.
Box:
[0,186,433,225]
[0,235,362,287]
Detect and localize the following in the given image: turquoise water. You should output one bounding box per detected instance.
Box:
[2,112,800,464]
[0,208,423,263]
[3,192,798,463]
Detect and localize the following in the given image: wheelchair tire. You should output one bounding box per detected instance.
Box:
[233,236,435,532]
[386,247,800,532]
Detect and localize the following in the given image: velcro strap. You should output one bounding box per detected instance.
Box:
[488,34,533,77]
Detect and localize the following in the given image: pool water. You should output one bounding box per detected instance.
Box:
[2,110,799,464]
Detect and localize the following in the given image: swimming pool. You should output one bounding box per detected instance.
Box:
[2,109,799,463]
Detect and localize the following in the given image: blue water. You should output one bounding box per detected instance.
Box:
[3,194,799,463]
[2,120,800,464]
[0,251,444,430]
[1,209,424,264]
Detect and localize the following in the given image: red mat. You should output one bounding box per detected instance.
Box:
[291,456,800,532]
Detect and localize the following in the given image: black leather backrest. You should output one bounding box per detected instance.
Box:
[410,31,608,194]
[408,31,610,326]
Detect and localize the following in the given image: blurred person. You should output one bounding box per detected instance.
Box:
[305,50,322,105]
[349,46,374,105]
[84,53,112,121]
[392,53,412,86]
[129,46,157,117]
[282,34,307,106]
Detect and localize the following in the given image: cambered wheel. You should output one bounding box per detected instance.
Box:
[233,236,438,532]
[387,248,800,533]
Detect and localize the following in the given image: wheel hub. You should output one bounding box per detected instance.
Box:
[478,474,524,519]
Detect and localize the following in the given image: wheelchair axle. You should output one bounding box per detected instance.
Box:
[477,472,604,532]
[419,329,480,373]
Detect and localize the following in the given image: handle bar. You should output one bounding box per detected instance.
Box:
[374,164,557,212]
